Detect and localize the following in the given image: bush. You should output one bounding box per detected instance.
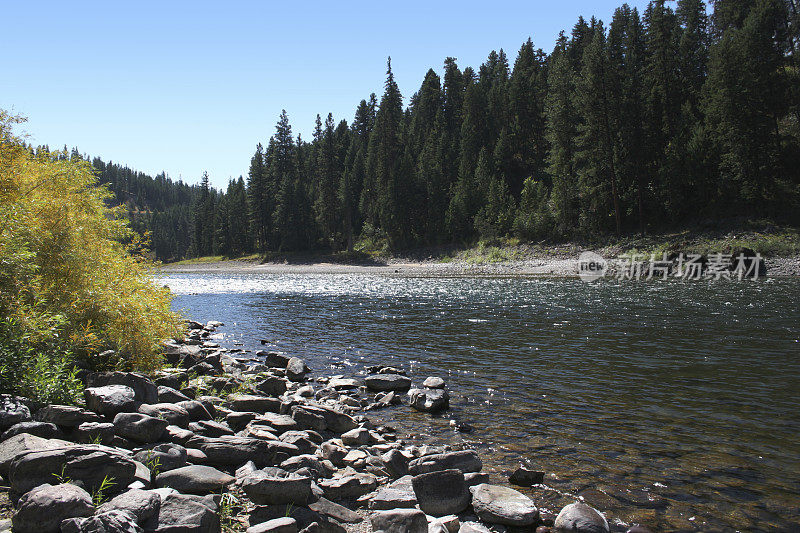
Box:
[0,111,182,401]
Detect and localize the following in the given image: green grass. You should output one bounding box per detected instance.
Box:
[169,253,261,265]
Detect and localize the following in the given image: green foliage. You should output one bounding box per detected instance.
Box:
[92,476,115,507]
[0,112,182,387]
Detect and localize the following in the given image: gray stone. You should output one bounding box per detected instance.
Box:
[113,412,169,443]
[228,394,281,413]
[408,388,449,413]
[319,441,347,466]
[176,400,213,421]
[0,433,73,477]
[84,385,138,417]
[380,449,409,478]
[86,372,158,404]
[370,509,427,533]
[255,376,288,397]
[318,474,377,501]
[553,502,609,533]
[142,492,220,533]
[307,497,362,524]
[411,469,470,516]
[254,412,298,433]
[1,421,63,440]
[190,419,234,437]
[262,351,291,368]
[134,443,188,472]
[197,435,298,468]
[12,483,94,533]
[340,427,372,445]
[509,465,544,487]
[74,421,116,445]
[247,517,298,533]
[155,464,234,494]
[61,510,142,533]
[280,454,332,479]
[9,444,138,496]
[367,477,417,510]
[0,395,31,431]
[469,483,539,526]
[408,450,482,475]
[249,505,343,533]
[98,489,161,524]
[157,386,191,403]
[464,472,490,487]
[35,405,102,427]
[458,522,494,533]
[291,407,327,432]
[365,374,412,392]
[286,357,309,382]
[240,470,312,505]
[138,403,191,429]
[422,377,446,389]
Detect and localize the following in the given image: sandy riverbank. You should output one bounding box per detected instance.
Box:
[160,253,800,277]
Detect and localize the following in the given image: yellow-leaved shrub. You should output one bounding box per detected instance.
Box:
[0,111,182,402]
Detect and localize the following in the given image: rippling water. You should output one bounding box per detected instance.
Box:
[158,271,800,532]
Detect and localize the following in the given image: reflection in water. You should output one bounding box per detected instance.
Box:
[158,272,800,531]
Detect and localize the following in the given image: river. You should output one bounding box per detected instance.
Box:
[157,270,800,532]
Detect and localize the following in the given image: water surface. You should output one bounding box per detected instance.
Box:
[158,271,800,532]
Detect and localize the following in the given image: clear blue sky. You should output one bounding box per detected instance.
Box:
[2,0,652,189]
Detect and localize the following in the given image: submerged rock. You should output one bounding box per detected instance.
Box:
[469,483,540,526]
[365,374,412,392]
[408,388,449,413]
[553,502,609,533]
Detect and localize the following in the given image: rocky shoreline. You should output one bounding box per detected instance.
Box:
[0,320,648,533]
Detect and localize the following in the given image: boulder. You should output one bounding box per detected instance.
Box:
[73,421,116,445]
[86,372,158,404]
[286,357,309,382]
[262,351,291,368]
[9,444,138,496]
[255,376,288,397]
[249,505,343,533]
[1,421,63,441]
[280,454,332,479]
[157,386,191,403]
[197,435,297,468]
[240,469,312,505]
[84,385,138,416]
[138,403,191,429]
[307,497,363,524]
[408,388,449,413]
[380,449,409,478]
[176,400,213,421]
[155,464,234,494]
[35,405,102,427]
[247,517,298,533]
[458,522,494,533]
[0,433,73,477]
[113,413,169,443]
[509,465,545,487]
[411,469,470,516]
[365,374,412,392]
[340,427,372,446]
[61,510,141,533]
[370,509,427,533]
[367,476,417,510]
[318,474,377,501]
[422,376,446,389]
[254,412,298,433]
[291,407,327,433]
[408,450,482,475]
[553,502,609,533]
[141,493,220,532]
[12,483,94,533]
[190,420,234,437]
[98,489,161,524]
[469,483,539,526]
[134,443,188,472]
[0,395,31,430]
[228,394,281,413]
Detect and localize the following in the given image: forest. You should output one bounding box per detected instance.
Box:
[63,0,800,260]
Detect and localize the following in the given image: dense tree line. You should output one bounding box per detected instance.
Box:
[231,0,800,256]
[38,0,800,261]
